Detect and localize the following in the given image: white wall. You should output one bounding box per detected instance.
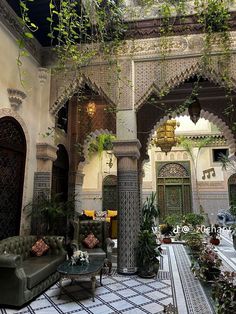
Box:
[0,23,52,234]
[142,116,230,223]
[81,151,117,211]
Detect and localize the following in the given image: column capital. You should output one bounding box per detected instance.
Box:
[36,143,57,161]
[113,139,141,159]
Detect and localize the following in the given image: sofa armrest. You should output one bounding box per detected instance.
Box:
[0,253,22,268]
[70,240,79,251]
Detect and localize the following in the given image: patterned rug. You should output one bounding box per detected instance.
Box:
[0,245,215,314]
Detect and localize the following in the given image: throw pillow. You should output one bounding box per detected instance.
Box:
[83,210,95,219]
[96,211,107,218]
[83,233,99,249]
[31,238,49,257]
[107,210,118,218]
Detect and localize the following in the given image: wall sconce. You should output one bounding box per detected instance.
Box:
[106,151,114,169]
[86,101,96,118]
[188,97,201,124]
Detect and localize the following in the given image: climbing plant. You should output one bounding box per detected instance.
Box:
[17,0,235,122]
[87,133,116,158]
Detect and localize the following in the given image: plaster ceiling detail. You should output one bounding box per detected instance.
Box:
[134,54,236,110]
[50,70,116,115]
[147,109,236,157]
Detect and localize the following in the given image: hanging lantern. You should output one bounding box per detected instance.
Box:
[152,119,179,154]
[86,101,96,117]
[188,97,201,124]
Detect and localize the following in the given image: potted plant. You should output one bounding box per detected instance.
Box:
[209,224,220,246]
[165,214,184,241]
[191,245,222,282]
[141,192,159,231]
[137,192,161,278]
[137,230,162,278]
[183,213,205,229]
[184,232,204,256]
[160,224,173,244]
[24,192,74,237]
[212,271,236,313]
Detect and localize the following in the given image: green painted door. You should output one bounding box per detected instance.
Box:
[165,185,183,216]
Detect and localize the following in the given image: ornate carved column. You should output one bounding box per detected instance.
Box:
[113,139,141,274]
[67,96,79,198]
[74,169,85,214]
[34,143,57,198]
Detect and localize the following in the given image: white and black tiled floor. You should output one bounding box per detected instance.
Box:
[1,239,235,314]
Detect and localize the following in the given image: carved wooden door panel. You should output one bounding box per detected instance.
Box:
[0,118,26,240]
[156,161,192,220]
[165,185,183,216]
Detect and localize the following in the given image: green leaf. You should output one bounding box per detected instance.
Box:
[24,32,34,39]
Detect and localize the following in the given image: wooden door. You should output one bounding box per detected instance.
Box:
[0,117,26,240]
[156,161,192,219]
[165,185,183,216]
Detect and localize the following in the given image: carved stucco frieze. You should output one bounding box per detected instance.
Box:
[50,31,236,114]
[7,88,27,110]
[50,67,117,115]
[38,68,48,85]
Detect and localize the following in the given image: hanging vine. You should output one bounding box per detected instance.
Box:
[17,0,38,85]
[17,0,235,125]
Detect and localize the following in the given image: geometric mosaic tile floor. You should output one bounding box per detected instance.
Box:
[1,240,235,314]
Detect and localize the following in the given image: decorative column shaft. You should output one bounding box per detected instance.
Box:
[113,139,141,274]
[34,143,58,199]
[74,170,85,214]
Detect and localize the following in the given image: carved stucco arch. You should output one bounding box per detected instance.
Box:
[146,109,236,156]
[0,108,31,232]
[78,129,114,171]
[50,74,116,116]
[135,62,236,111]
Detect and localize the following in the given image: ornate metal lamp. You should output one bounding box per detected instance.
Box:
[188,97,201,124]
[152,119,179,154]
[86,101,96,117]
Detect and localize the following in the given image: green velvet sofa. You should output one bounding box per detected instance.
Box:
[72,220,115,272]
[0,235,66,307]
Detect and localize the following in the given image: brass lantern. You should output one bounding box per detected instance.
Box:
[86,101,96,118]
[152,119,179,154]
[188,97,201,124]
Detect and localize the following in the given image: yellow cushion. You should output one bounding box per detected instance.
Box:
[107,210,117,218]
[83,210,95,218]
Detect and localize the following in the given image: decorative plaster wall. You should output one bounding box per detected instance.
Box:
[0,24,51,235]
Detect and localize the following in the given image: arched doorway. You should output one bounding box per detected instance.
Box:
[102,175,117,211]
[52,144,69,202]
[228,174,236,204]
[156,161,192,219]
[51,144,69,235]
[0,117,26,240]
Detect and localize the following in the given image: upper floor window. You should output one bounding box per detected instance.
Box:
[212,148,229,162]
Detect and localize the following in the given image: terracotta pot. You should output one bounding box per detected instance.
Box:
[162,237,172,244]
[210,238,220,246]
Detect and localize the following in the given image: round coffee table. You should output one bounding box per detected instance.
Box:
[57,258,104,301]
